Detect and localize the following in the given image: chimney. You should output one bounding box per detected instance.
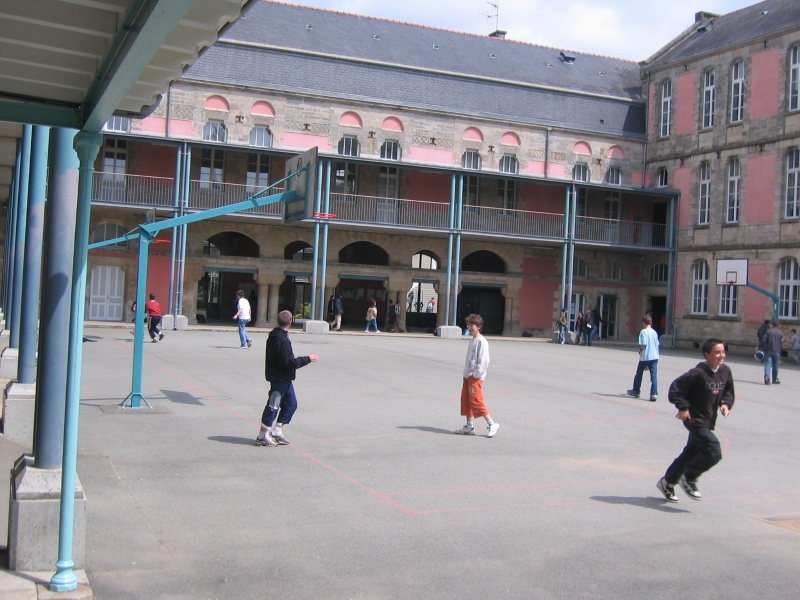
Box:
[489,30,506,39]
[695,11,719,23]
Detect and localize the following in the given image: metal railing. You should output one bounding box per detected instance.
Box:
[461,204,564,239]
[575,216,667,247]
[187,181,283,216]
[92,172,174,206]
[330,193,449,229]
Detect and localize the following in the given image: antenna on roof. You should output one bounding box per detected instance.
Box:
[481,1,501,36]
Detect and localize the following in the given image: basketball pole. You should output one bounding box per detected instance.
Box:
[745,282,780,321]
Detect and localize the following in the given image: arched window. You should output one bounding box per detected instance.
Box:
[727,159,741,223]
[572,163,589,182]
[698,162,711,225]
[572,257,587,278]
[462,250,505,274]
[338,136,360,157]
[692,261,709,314]
[284,241,313,261]
[205,232,259,257]
[462,150,481,170]
[339,241,388,266]
[381,140,400,161]
[786,149,800,219]
[412,251,438,269]
[657,168,668,187]
[779,258,799,319]
[702,69,716,128]
[92,222,127,248]
[791,45,800,112]
[601,259,621,280]
[498,154,518,174]
[731,60,745,123]
[719,282,738,316]
[606,167,621,185]
[661,80,672,137]
[249,126,272,148]
[203,120,226,143]
[103,116,130,133]
[648,263,668,283]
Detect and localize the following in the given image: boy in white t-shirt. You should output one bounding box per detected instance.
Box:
[454,314,499,438]
[233,289,252,349]
[627,315,660,401]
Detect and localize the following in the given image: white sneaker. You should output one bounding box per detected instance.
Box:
[454,424,475,435]
[486,422,499,438]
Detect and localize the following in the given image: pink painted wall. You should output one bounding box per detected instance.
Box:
[251,101,275,116]
[519,279,559,329]
[140,117,196,137]
[381,117,403,132]
[743,263,770,321]
[675,264,685,317]
[608,145,625,159]
[573,141,591,155]
[281,132,330,150]
[744,154,777,223]
[626,285,641,335]
[501,132,521,146]
[147,253,172,311]
[462,127,483,142]
[407,146,455,164]
[523,258,559,277]
[406,171,451,203]
[673,167,693,227]
[630,172,643,186]
[674,72,696,135]
[525,182,565,213]
[548,163,566,178]
[135,142,177,178]
[339,111,362,127]
[750,50,781,119]
[204,95,229,111]
[526,160,545,175]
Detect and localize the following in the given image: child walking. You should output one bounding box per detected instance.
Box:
[365,300,379,332]
[656,338,734,502]
[454,314,499,438]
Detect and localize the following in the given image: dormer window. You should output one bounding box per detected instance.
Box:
[559,51,576,64]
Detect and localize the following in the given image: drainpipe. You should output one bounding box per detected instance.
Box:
[445,174,456,325]
[165,82,172,139]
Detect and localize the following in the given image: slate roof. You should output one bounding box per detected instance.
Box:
[645,0,800,70]
[182,1,646,138]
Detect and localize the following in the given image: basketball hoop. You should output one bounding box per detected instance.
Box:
[314,212,337,219]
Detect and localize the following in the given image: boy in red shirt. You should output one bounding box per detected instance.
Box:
[145,293,165,343]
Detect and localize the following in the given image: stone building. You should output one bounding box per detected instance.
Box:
[642,0,800,352]
[87,0,680,338]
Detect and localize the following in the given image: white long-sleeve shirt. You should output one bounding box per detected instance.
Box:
[463,334,490,380]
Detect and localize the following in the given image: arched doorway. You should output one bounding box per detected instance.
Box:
[279,241,315,319]
[197,232,259,323]
[407,250,439,331]
[458,251,506,334]
[337,241,390,328]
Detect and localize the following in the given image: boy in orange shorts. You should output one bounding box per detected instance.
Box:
[454,314,499,438]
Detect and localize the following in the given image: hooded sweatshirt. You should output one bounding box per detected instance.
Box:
[265,327,311,382]
[668,361,735,430]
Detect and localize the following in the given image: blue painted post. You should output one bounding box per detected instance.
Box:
[318,160,331,320]
[444,174,456,325]
[560,185,571,309]
[452,174,463,326]
[33,127,79,468]
[175,146,190,319]
[9,125,33,348]
[50,132,102,593]
[17,126,50,383]
[310,160,323,321]
[168,143,181,321]
[566,185,577,324]
[3,140,21,318]
[124,233,153,409]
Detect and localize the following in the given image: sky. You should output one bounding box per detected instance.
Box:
[277,0,762,61]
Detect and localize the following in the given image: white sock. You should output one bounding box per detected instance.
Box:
[274,425,282,436]
[465,422,474,429]
[486,418,495,426]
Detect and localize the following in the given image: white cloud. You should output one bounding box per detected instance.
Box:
[280,0,759,60]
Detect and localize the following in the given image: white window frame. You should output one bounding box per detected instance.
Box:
[702,69,715,129]
[378,166,399,198]
[338,135,360,157]
[249,125,272,148]
[573,257,587,278]
[246,153,269,193]
[103,116,130,133]
[779,258,799,319]
[91,222,127,247]
[601,259,621,280]
[660,80,672,137]
[101,138,127,181]
[203,120,227,143]
[497,179,515,211]
[791,45,800,112]
[692,261,709,315]
[730,60,745,123]
[463,175,480,208]
[334,162,357,195]
[726,159,740,223]
[576,188,587,217]
[380,140,400,161]
[698,163,711,225]
[200,148,224,190]
[657,168,668,187]
[498,154,518,174]
[787,149,800,219]
[606,167,621,186]
[462,150,481,170]
[572,163,589,182]
[648,263,668,283]
[719,284,738,316]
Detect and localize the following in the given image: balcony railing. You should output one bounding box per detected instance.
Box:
[90,174,667,248]
[461,204,564,239]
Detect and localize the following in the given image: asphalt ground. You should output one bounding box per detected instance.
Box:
[66,327,800,599]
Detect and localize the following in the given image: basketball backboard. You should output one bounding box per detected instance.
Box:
[283,147,318,223]
[716,258,748,286]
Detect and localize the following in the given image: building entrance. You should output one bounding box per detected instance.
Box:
[197,269,256,324]
[457,287,505,335]
[337,277,387,329]
[649,296,667,336]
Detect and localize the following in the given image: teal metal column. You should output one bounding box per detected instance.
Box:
[175,145,190,319]
[451,174,463,326]
[3,139,21,318]
[17,126,50,383]
[317,160,331,320]
[310,160,323,320]
[560,186,571,308]
[50,132,102,593]
[168,143,182,320]
[124,233,153,409]
[444,174,456,325]
[665,195,676,336]
[33,127,79,468]
[9,125,33,348]
[565,184,577,325]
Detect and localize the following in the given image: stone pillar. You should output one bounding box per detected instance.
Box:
[504,292,513,336]
[437,291,447,327]
[256,282,268,326]
[267,283,280,324]
[324,285,335,322]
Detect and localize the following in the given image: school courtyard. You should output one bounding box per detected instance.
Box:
[3,327,799,599]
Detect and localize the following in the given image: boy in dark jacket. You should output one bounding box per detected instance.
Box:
[256,310,318,447]
[656,338,734,502]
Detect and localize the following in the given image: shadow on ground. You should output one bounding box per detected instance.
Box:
[208,435,255,446]
[397,425,454,435]
[590,495,690,513]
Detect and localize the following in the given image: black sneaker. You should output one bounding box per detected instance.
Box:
[626,390,640,398]
[773,379,780,384]
[158,333,165,341]
[678,475,702,500]
[764,377,771,385]
[246,339,252,348]
[656,477,679,503]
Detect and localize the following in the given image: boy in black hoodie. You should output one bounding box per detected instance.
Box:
[656,338,734,502]
[256,310,318,447]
